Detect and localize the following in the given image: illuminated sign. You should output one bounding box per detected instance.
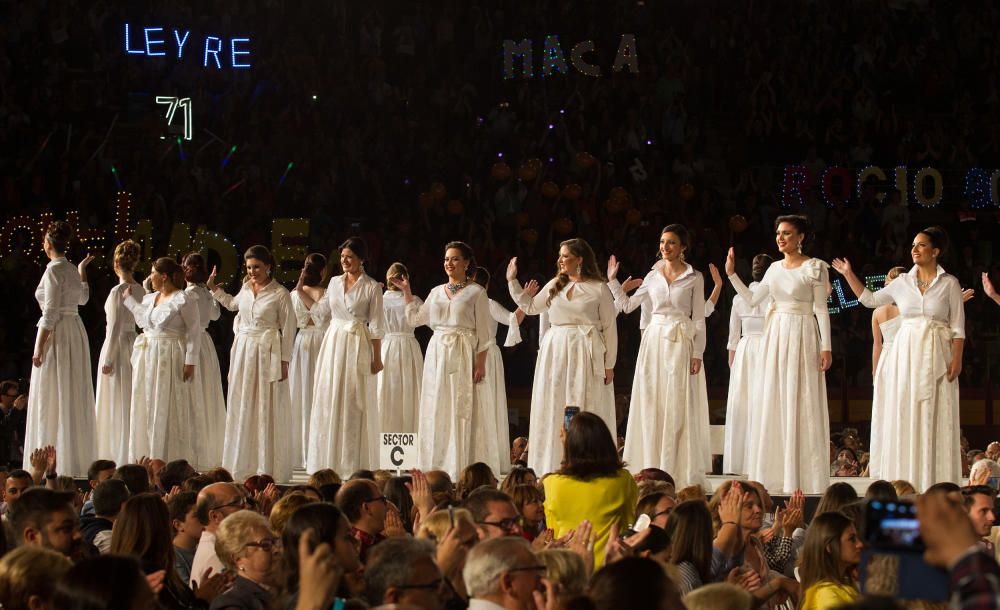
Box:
[124,23,251,69]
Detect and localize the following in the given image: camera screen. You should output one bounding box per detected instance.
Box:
[865,500,923,550]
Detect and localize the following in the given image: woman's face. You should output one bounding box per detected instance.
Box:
[659,232,685,262]
[557,245,583,276]
[443,247,468,281]
[245,257,270,284]
[150,265,166,292]
[235,525,280,586]
[837,450,857,464]
[739,493,764,531]
[651,495,676,528]
[911,233,939,265]
[775,222,801,255]
[838,524,863,569]
[333,516,362,573]
[341,247,362,274]
[521,497,544,522]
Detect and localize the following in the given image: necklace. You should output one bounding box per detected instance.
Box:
[446,282,466,295]
[915,277,932,290]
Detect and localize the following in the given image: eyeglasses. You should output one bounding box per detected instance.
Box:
[652,507,673,520]
[364,495,388,505]
[246,537,281,552]
[478,517,523,533]
[507,564,546,577]
[397,578,444,591]
[212,497,247,511]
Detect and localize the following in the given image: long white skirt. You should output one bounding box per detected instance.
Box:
[95,329,137,464]
[527,325,616,476]
[24,314,96,476]
[747,311,830,494]
[306,322,378,474]
[378,334,423,433]
[723,333,764,475]
[129,333,197,462]
[222,331,294,481]
[470,344,510,476]
[417,329,477,477]
[623,318,711,488]
[289,326,326,467]
[190,330,226,470]
[870,319,960,491]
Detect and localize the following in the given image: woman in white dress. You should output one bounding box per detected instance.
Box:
[289,253,329,468]
[866,266,905,480]
[124,257,201,462]
[378,262,424,434]
[392,241,490,477]
[832,227,965,490]
[471,266,525,474]
[25,222,97,476]
[722,254,773,476]
[208,245,296,481]
[506,238,618,476]
[94,240,144,464]
[181,252,227,470]
[724,214,833,494]
[606,225,710,487]
[306,238,384,474]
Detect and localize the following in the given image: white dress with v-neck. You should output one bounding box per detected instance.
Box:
[405,283,491,477]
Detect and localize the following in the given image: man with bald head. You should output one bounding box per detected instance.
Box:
[189,482,246,587]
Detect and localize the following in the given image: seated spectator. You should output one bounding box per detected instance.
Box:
[499,466,538,495]
[635,468,676,488]
[212,510,280,610]
[798,512,862,610]
[191,482,246,588]
[160,459,198,493]
[425,470,456,507]
[543,413,637,568]
[510,436,528,467]
[961,485,997,550]
[7,487,83,559]
[636,490,677,529]
[463,487,522,540]
[384,475,415,533]
[864,480,898,503]
[632,525,672,563]
[508,484,544,541]
[0,381,26,471]
[114,463,151,495]
[414,506,478,602]
[677,485,707,503]
[462,536,546,610]
[80,478,129,553]
[78,459,116,517]
[588,556,684,610]
[813,482,859,517]
[168,491,203,585]
[280,502,363,606]
[307,468,342,491]
[349,470,376,481]
[0,546,72,610]
[987,442,1000,462]
[374,469,393,491]
[891,480,916,498]
[831,448,861,477]
[52,555,157,609]
[663,500,717,594]
[970,458,1000,487]
[204,468,234,483]
[683,582,753,610]
[336,478,389,561]
[282,485,322,502]
[149,459,166,490]
[456,462,499,501]
[268,492,317,536]
[364,537,444,609]
[183,475,215,494]
[1,469,32,514]
[537,548,589,597]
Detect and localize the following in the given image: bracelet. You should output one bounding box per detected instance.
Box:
[722,520,738,526]
[45,472,57,480]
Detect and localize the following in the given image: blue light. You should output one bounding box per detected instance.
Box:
[144,27,165,56]
[231,37,251,68]
[124,23,144,55]
[204,36,222,69]
[173,29,190,59]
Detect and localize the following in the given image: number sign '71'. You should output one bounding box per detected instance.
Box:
[155,96,193,141]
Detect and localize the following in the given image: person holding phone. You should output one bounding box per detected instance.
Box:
[507,238,618,476]
[25,221,96,477]
[725,215,832,494]
[607,224,710,488]
[832,226,965,491]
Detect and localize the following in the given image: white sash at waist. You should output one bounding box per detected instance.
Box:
[131,329,184,368]
[384,331,416,338]
[900,317,951,401]
[239,327,283,382]
[434,327,476,420]
[649,313,694,344]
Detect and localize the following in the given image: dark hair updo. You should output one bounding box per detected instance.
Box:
[153,257,184,288]
[472,266,491,288]
[182,252,208,283]
[244,245,275,267]
[660,224,691,249]
[774,214,813,251]
[45,221,73,254]
[918,226,950,258]
[339,237,368,262]
[301,253,327,287]
[444,241,477,280]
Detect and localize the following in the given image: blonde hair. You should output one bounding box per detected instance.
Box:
[892,480,917,498]
[307,469,341,489]
[0,546,72,610]
[386,262,409,292]
[214,510,272,571]
[416,508,475,542]
[677,484,708,504]
[886,266,906,283]
[536,548,588,596]
[269,492,317,536]
[638,480,676,500]
[114,240,141,273]
[683,582,753,610]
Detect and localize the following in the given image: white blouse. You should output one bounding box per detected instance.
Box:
[291,289,330,330]
[728,259,833,351]
[213,280,297,361]
[383,291,423,335]
[609,262,706,358]
[313,274,385,339]
[185,284,220,330]
[125,291,201,365]
[103,282,145,366]
[405,284,490,353]
[859,265,965,339]
[35,257,90,329]
[726,281,770,351]
[488,299,522,348]
[508,278,618,369]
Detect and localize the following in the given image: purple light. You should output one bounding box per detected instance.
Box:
[559,109,565,115]
[646,139,653,145]
[548,156,555,163]
[497,152,504,158]
[403,178,411,185]
[548,123,554,130]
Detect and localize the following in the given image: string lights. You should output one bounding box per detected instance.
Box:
[911,166,943,208]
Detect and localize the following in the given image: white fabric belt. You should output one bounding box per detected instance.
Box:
[58,307,79,316]
[435,327,476,420]
[901,317,951,401]
[339,319,374,392]
[131,330,184,369]
[384,331,415,338]
[770,301,814,315]
[239,327,283,382]
[649,313,694,344]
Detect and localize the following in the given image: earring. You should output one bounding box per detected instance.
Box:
[680,252,686,262]
[576,265,582,275]
[796,242,803,254]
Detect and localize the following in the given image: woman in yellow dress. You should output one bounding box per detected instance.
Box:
[799,511,863,610]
